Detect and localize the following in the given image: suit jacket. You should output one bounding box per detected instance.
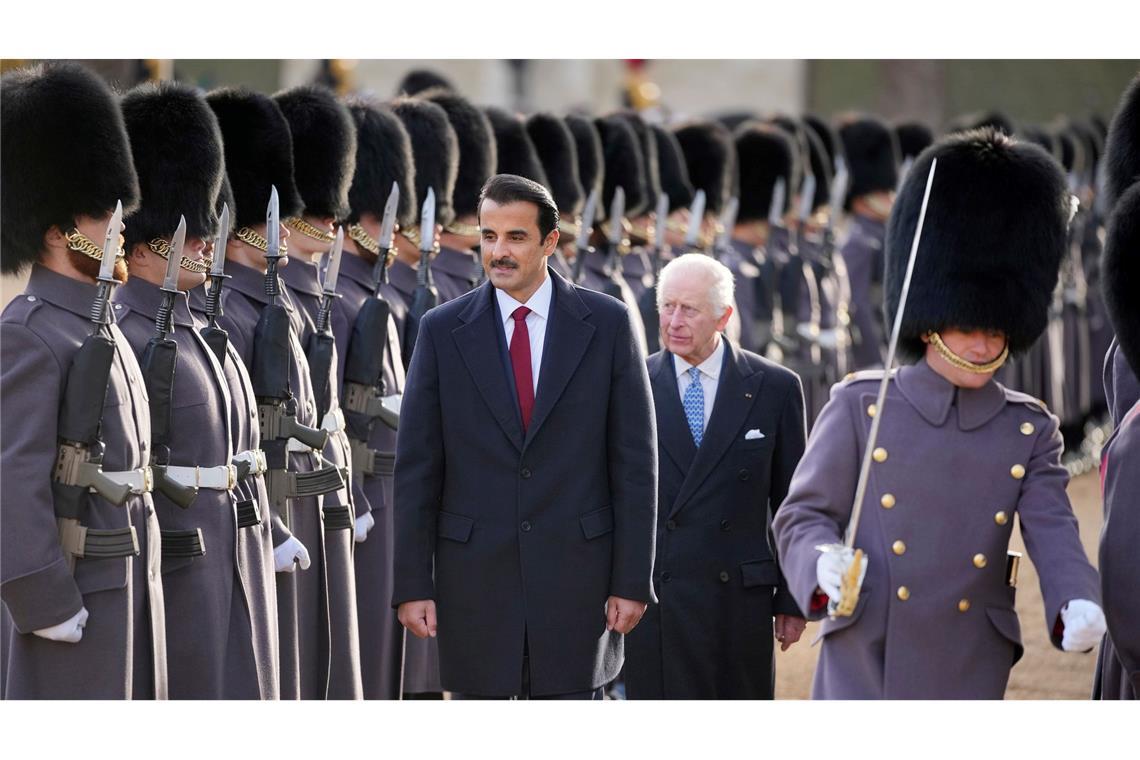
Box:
[393,267,657,697]
[625,340,805,699]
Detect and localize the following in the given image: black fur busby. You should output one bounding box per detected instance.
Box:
[735,122,800,223]
[838,114,900,208]
[215,172,236,238]
[595,114,648,220]
[652,124,695,214]
[273,85,356,221]
[948,111,1016,137]
[885,128,1070,362]
[206,88,303,229]
[1052,127,1085,177]
[526,113,583,216]
[1,63,140,275]
[612,111,661,215]
[1018,126,1059,160]
[484,106,548,189]
[673,119,735,215]
[803,125,833,211]
[716,110,761,134]
[895,121,935,162]
[343,98,417,229]
[1069,120,1104,178]
[1101,180,1140,378]
[566,114,604,202]
[1104,74,1140,212]
[395,69,455,97]
[804,114,845,175]
[423,90,496,220]
[121,81,224,251]
[391,97,458,227]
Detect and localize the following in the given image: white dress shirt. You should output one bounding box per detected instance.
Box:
[674,336,725,432]
[495,273,553,394]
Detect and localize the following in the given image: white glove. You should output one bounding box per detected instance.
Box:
[816,549,851,600]
[274,536,312,573]
[33,607,89,643]
[354,512,375,543]
[1060,599,1106,652]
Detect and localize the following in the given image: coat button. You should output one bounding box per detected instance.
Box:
[737,469,750,481]
[26,295,36,302]
[973,553,987,569]
[994,511,1008,526]
[520,521,531,532]
[720,519,730,531]
[866,404,876,418]
[520,467,532,479]
[896,586,910,601]
[892,540,906,555]
[872,447,888,463]
[880,493,896,509]
[1020,422,1034,435]
[666,519,677,531]
[719,571,730,583]
[661,571,672,582]
[1010,464,1025,480]
[958,598,971,613]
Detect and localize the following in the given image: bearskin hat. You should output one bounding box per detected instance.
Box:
[395,68,455,97]
[885,128,1070,361]
[2,62,140,274]
[1104,74,1140,211]
[804,113,845,175]
[949,110,1016,137]
[673,119,736,215]
[207,88,303,229]
[895,121,935,163]
[1101,180,1140,378]
[484,106,548,190]
[120,81,224,251]
[565,114,604,203]
[594,114,648,220]
[735,122,800,223]
[215,172,236,239]
[838,114,901,208]
[343,98,417,229]
[421,89,495,220]
[391,97,458,227]
[526,113,583,216]
[273,85,356,221]
[611,110,661,215]
[652,124,695,214]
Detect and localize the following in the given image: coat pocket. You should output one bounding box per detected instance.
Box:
[74,556,129,595]
[813,585,873,644]
[437,511,474,543]
[579,505,614,540]
[985,606,1025,666]
[740,559,780,588]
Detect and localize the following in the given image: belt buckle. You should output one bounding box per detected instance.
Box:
[255,450,267,474]
[227,464,237,490]
[142,467,154,494]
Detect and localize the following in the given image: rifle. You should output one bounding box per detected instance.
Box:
[138,216,198,509]
[683,189,706,252]
[307,226,343,422]
[200,203,231,365]
[571,188,599,284]
[712,196,739,261]
[600,187,626,302]
[403,188,437,365]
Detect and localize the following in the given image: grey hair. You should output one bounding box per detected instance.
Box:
[656,252,735,316]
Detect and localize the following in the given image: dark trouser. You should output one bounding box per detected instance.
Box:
[451,635,604,700]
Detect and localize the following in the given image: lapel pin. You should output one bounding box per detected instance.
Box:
[744,392,753,399]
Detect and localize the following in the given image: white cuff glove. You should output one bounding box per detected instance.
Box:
[33,607,89,643]
[274,536,312,573]
[1060,599,1106,652]
[816,549,850,600]
[354,512,375,543]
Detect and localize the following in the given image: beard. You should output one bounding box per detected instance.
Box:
[67,248,128,283]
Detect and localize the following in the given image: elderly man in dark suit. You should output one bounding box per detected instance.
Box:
[393,173,658,699]
[625,253,807,699]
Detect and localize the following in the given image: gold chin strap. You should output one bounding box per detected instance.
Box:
[347,223,380,256]
[557,219,581,239]
[284,216,336,244]
[65,228,125,263]
[235,226,288,256]
[927,331,1010,373]
[146,238,211,274]
[400,225,440,255]
[443,221,480,238]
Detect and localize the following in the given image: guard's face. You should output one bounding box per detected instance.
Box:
[925,327,1007,389]
[69,212,128,282]
[290,214,336,258]
[479,199,557,302]
[659,271,732,366]
[178,236,209,291]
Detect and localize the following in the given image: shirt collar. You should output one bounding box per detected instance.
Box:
[24,264,101,319]
[674,335,725,381]
[496,272,553,326]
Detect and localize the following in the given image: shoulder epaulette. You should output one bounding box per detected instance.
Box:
[1,294,46,326]
[1003,387,1050,415]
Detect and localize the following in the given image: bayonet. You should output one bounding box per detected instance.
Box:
[797,173,817,224]
[896,157,914,192]
[316,226,343,335]
[201,203,232,364]
[684,190,706,249]
[404,188,439,364]
[767,177,787,228]
[606,187,626,276]
[90,200,124,325]
[572,188,599,284]
[264,185,283,303]
[155,216,186,337]
[714,196,739,256]
[371,182,399,295]
[652,192,670,279]
[827,158,850,230]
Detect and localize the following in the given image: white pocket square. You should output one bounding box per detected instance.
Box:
[744,429,765,441]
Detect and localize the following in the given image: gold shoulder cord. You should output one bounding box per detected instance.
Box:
[146,238,211,274]
[927,331,1010,373]
[285,216,336,244]
[65,228,125,262]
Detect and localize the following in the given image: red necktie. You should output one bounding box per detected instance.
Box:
[510,306,534,431]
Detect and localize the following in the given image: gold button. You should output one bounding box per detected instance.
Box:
[1010,464,1025,480]
[1019,422,1034,435]
[897,586,910,601]
[973,553,987,569]
[881,493,896,509]
[867,404,877,418]
[958,598,971,613]
[873,447,888,463]
[892,540,906,555]
[994,511,1008,526]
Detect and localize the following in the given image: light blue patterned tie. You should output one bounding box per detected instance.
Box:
[683,366,704,447]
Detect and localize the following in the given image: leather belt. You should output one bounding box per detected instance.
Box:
[102,467,155,495]
[321,407,346,434]
[232,449,268,477]
[166,464,237,491]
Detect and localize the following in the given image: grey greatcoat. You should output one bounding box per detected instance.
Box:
[841,214,887,371]
[114,278,271,698]
[772,360,1102,699]
[1,265,167,699]
[625,341,806,699]
[432,245,482,303]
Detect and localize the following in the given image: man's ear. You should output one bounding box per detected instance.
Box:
[716,304,734,332]
[543,228,560,256]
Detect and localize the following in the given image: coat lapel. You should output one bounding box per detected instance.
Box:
[670,341,764,518]
[652,352,697,474]
[524,270,595,448]
[452,281,525,452]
